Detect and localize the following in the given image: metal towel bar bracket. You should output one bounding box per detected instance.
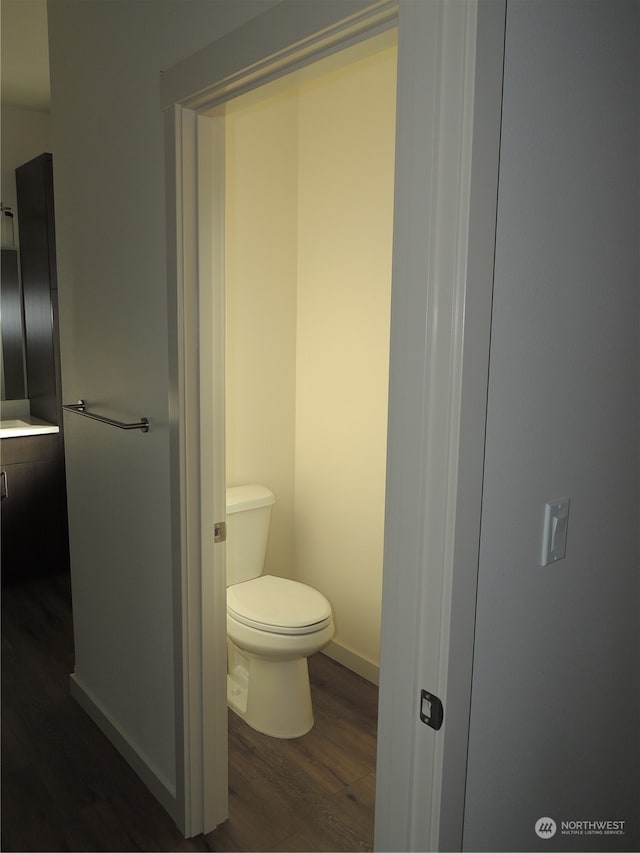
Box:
[63,400,150,433]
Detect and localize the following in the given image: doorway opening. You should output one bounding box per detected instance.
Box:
[207,29,397,847]
[165,0,503,843]
[220,28,397,684]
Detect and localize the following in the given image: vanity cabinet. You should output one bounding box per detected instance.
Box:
[1,434,69,583]
[0,153,70,584]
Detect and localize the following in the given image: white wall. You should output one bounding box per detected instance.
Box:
[224,43,396,675]
[463,2,640,851]
[0,104,51,239]
[47,0,279,794]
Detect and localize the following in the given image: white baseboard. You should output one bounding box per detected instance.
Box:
[69,673,178,823]
[322,641,380,685]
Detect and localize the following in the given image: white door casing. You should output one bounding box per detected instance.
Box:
[163,1,505,848]
[165,103,229,835]
[376,3,505,850]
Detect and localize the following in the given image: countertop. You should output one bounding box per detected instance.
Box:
[0,417,60,438]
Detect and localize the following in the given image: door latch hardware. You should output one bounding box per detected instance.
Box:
[420,689,444,730]
[214,521,226,543]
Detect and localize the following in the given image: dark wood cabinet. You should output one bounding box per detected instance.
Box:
[1,153,70,584]
[1,435,70,583]
[17,153,63,426]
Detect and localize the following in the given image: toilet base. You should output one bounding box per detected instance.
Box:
[227,641,314,738]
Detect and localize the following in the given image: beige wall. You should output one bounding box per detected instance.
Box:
[295,45,396,673]
[225,89,299,579]
[225,42,396,674]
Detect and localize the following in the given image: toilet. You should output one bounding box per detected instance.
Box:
[225,484,334,738]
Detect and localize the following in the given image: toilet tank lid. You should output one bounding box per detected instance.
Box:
[226,484,275,514]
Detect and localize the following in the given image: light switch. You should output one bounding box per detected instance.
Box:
[540,498,570,566]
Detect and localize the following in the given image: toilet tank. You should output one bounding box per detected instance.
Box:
[225,485,275,586]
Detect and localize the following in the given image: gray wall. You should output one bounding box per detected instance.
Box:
[463,2,639,851]
[48,0,278,791]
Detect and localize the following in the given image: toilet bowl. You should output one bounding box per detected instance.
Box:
[225,486,334,738]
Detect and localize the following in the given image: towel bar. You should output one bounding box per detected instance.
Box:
[63,400,149,433]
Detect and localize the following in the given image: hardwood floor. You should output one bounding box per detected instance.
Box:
[1,573,377,852]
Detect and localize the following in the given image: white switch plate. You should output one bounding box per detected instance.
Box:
[541,498,570,566]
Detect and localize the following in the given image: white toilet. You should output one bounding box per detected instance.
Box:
[225,484,334,738]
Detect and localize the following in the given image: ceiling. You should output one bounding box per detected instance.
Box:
[1,0,50,112]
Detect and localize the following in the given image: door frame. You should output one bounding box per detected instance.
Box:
[163,0,505,847]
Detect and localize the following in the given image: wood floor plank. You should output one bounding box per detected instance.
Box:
[0,763,72,852]
[229,703,371,794]
[2,574,378,852]
[309,655,378,750]
[222,720,309,850]
[272,772,376,852]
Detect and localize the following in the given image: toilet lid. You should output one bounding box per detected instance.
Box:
[227,575,332,635]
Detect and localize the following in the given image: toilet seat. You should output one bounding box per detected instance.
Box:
[227,575,332,635]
